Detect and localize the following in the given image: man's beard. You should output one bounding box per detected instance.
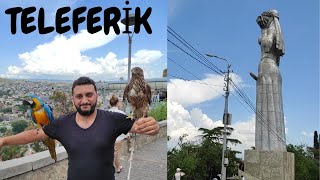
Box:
[76,103,97,116]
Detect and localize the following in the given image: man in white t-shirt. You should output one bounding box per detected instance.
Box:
[174,168,185,180]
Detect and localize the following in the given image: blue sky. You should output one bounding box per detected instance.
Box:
[0,0,167,81]
[167,0,319,154]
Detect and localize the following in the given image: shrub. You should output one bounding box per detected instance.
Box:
[149,100,167,121]
[11,120,28,134]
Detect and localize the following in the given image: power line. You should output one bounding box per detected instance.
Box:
[167,26,298,147]
[167,57,224,97]
[167,74,223,87]
[229,81,285,143]
[168,57,203,81]
[230,80,286,143]
[168,39,222,75]
[230,77,299,146]
[168,26,224,76]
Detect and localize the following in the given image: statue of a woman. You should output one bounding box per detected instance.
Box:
[253,9,286,151]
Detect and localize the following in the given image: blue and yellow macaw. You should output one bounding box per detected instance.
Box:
[23,94,57,161]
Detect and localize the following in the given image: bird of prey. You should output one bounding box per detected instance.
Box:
[23,94,57,161]
[123,67,152,119]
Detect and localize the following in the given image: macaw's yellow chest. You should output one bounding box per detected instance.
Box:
[32,108,50,126]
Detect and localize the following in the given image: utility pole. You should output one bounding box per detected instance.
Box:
[221,62,231,180]
[127,35,132,81]
[121,14,135,82]
[205,53,232,180]
[102,81,108,110]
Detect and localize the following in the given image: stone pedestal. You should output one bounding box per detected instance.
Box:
[244,150,294,180]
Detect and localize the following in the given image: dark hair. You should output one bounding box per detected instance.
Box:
[109,95,119,107]
[72,77,97,94]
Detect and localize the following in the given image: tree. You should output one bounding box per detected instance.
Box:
[0,145,28,161]
[50,91,74,118]
[198,127,242,145]
[0,107,12,113]
[30,141,47,153]
[167,128,242,180]
[167,134,199,179]
[198,127,242,177]
[16,104,27,112]
[11,120,28,134]
[287,144,319,180]
[0,127,7,133]
[313,131,319,159]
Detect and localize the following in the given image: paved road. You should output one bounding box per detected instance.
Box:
[115,137,167,180]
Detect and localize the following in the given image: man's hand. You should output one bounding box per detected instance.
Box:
[131,117,160,135]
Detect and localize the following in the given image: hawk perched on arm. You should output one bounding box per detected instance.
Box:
[123,67,151,119]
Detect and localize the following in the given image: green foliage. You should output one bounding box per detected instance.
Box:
[0,90,10,97]
[0,126,7,133]
[0,145,27,161]
[0,107,12,113]
[11,120,28,134]
[168,128,242,179]
[30,141,47,153]
[167,134,199,179]
[149,101,167,121]
[287,144,319,180]
[199,127,242,145]
[16,104,27,112]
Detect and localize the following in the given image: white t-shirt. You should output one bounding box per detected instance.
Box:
[108,107,126,115]
[174,172,185,180]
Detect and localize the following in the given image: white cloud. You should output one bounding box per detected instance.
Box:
[168,73,241,107]
[301,131,313,137]
[132,50,163,65]
[284,116,288,134]
[229,116,255,156]
[167,73,253,154]
[168,74,223,107]
[298,131,314,146]
[167,100,222,149]
[2,24,163,80]
[167,99,255,157]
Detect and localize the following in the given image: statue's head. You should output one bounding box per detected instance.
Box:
[256,9,279,29]
[257,9,285,57]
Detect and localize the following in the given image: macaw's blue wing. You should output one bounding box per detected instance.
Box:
[44,104,54,123]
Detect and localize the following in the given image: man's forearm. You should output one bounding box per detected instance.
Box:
[2,129,47,146]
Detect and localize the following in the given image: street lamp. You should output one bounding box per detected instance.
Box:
[121,14,135,81]
[206,53,232,180]
[205,53,231,68]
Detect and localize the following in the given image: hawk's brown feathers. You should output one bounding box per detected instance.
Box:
[123,67,151,119]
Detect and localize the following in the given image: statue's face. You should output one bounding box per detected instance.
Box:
[256,12,273,29]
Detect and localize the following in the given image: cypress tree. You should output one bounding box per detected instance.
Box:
[313,131,319,159]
